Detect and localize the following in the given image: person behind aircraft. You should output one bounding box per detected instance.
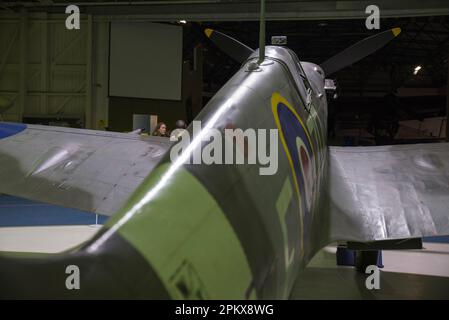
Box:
[170,120,187,140]
[152,122,170,137]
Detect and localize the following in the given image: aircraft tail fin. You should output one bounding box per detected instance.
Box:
[320,28,401,76]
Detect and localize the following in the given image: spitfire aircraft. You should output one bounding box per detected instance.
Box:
[1,2,449,299]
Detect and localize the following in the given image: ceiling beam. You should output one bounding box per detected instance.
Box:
[2,1,449,21]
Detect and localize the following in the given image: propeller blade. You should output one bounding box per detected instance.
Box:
[320,27,401,76]
[204,28,254,63]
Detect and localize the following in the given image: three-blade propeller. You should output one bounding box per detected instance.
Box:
[204,27,401,76]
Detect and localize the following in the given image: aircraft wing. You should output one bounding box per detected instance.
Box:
[327,142,449,242]
[0,122,172,217]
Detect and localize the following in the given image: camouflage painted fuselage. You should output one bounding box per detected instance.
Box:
[0,46,329,299]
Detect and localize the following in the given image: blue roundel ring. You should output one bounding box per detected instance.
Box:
[0,122,27,139]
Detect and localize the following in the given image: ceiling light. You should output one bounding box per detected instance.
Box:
[413,65,422,75]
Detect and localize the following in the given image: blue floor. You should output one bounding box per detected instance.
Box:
[0,194,108,227]
[0,194,448,244]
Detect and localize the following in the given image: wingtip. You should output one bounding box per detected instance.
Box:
[204,28,214,38]
[392,27,401,37]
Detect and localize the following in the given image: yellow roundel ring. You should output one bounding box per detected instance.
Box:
[271,92,317,256]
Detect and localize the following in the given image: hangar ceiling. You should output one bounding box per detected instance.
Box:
[2,1,449,21]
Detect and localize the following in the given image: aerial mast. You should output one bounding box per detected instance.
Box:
[258,0,266,65]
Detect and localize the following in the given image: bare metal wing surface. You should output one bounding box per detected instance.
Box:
[328,143,449,243]
[0,123,172,216]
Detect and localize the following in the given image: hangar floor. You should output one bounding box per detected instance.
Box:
[290,243,449,299]
[0,195,105,253]
[1,194,448,299]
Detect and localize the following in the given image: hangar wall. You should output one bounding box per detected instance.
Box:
[0,12,110,129]
[0,11,200,131]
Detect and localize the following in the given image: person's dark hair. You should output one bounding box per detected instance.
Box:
[175,120,186,129]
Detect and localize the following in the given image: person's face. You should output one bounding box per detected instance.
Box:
[159,124,166,135]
